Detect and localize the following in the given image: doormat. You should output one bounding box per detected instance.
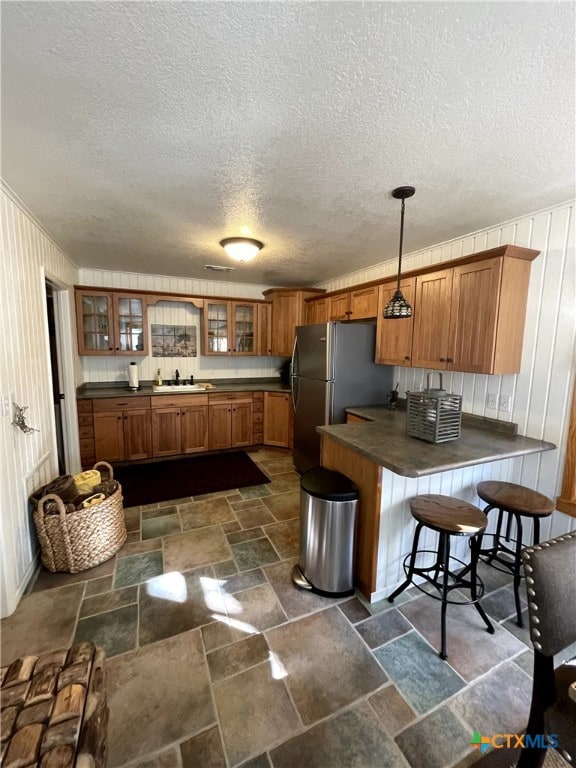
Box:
[113,451,270,507]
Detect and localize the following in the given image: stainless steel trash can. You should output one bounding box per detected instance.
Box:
[291,467,358,597]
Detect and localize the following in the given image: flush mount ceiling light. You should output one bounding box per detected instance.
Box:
[220,237,264,263]
[383,186,415,319]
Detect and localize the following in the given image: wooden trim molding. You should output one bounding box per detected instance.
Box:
[557,380,576,518]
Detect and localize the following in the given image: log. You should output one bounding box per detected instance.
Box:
[51,684,86,725]
[40,744,75,768]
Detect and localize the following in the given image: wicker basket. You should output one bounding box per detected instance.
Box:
[34,462,127,573]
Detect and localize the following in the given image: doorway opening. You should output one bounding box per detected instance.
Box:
[45,281,66,474]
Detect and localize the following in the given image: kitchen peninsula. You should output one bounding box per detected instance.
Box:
[318,407,555,601]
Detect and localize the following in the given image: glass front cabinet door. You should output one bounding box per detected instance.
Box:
[203,301,231,355]
[232,302,256,355]
[75,289,147,356]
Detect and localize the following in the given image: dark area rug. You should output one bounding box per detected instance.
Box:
[113,451,270,507]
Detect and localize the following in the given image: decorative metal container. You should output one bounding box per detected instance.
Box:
[407,373,462,443]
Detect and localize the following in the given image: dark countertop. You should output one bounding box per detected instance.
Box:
[318,406,555,478]
[77,378,291,399]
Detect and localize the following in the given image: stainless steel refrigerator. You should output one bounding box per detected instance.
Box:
[291,322,393,472]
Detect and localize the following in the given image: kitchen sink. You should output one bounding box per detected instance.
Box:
[153,384,208,392]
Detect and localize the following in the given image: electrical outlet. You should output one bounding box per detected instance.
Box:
[1,395,10,417]
[486,393,498,410]
[499,395,512,413]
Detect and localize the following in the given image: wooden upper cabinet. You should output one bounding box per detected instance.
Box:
[258,303,272,355]
[447,258,502,374]
[305,297,329,325]
[76,289,147,356]
[328,292,351,321]
[263,289,325,356]
[202,300,259,356]
[448,255,533,374]
[411,270,454,370]
[350,286,379,319]
[306,285,379,325]
[376,278,416,366]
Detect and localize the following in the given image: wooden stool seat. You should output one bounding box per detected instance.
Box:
[410,495,487,535]
[389,494,494,659]
[476,480,554,629]
[477,481,555,518]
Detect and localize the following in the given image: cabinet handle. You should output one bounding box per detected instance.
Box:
[439,357,446,362]
[447,357,454,363]
[117,416,122,421]
[116,347,120,351]
[109,347,113,351]
[404,356,410,361]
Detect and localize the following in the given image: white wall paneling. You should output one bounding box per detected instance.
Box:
[321,201,576,546]
[0,182,79,617]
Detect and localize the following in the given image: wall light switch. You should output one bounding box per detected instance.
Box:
[499,395,512,413]
[486,393,498,410]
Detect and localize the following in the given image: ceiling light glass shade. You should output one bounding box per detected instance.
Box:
[383,185,415,320]
[219,237,263,262]
[383,289,413,318]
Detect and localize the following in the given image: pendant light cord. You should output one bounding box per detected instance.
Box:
[397,197,405,292]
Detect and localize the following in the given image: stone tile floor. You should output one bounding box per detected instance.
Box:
[1,448,540,768]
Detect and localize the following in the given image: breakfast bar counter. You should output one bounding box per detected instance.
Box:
[318,407,555,601]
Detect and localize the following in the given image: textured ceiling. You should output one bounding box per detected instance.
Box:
[2,1,575,286]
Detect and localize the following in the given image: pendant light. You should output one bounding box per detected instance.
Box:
[383,185,415,319]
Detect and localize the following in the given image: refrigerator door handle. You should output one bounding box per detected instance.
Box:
[291,335,299,412]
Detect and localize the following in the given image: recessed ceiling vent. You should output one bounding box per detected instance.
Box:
[204,264,235,272]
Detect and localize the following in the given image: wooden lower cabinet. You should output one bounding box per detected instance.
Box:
[208,393,253,450]
[151,395,208,457]
[263,392,292,447]
[93,396,151,462]
[94,408,151,462]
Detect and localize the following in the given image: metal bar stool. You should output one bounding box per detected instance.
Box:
[388,494,495,660]
[476,480,555,628]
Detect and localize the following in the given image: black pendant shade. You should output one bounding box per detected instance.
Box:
[384,185,415,319]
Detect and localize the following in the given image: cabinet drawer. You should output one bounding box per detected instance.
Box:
[79,425,95,439]
[252,392,264,402]
[78,414,94,427]
[93,396,151,412]
[80,438,95,453]
[151,394,209,408]
[253,413,263,425]
[77,400,93,413]
[253,402,263,414]
[208,392,252,404]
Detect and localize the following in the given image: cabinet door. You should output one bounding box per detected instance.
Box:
[328,293,351,321]
[203,301,231,355]
[350,286,378,319]
[376,279,415,366]
[231,402,253,447]
[257,303,272,355]
[151,407,182,457]
[113,294,147,355]
[448,258,502,373]
[209,404,232,449]
[232,302,257,355]
[124,409,151,461]
[270,293,300,356]
[263,392,291,447]
[76,290,115,355]
[94,412,125,462]
[181,405,209,453]
[411,270,453,370]
[305,297,329,325]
